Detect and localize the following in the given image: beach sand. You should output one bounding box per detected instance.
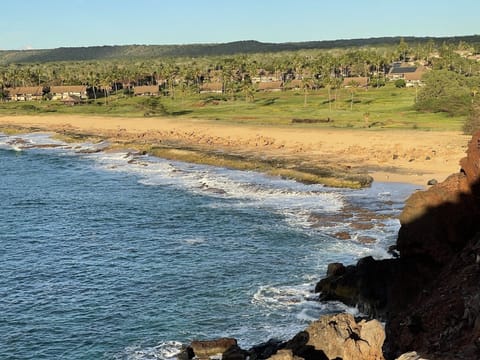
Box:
[0,114,470,186]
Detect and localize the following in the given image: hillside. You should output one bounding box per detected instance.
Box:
[1,35,479,64]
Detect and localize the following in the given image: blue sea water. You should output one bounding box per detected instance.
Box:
[0,133,418,359]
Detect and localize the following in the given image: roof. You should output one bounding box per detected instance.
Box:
[134,85,159,95]
[200,82,223,92]
[343,77,369,87]
[404,66,427,81]
[50,85,87,94]
[7,86,43,96]
[389,66,417,74]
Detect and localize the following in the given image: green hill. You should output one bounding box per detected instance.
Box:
[1,35,479,64]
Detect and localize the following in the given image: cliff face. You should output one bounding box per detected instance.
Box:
[387,132,480,359]
[316,131,480,359]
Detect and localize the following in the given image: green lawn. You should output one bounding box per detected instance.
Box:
[0,84,465,131]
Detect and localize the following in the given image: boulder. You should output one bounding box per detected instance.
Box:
[304,313,385,360]
[326,262,346,276]
[316,132,480,359]
[248,339,283,360]
[315,257,400,319]
[266,349,299,360]
[191,338,238,359]
[459,131,480,186]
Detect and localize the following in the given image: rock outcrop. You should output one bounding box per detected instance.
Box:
[180,132,480,360]
[315,131,480,359]
[302,313,385,360]
[180,314,385,360]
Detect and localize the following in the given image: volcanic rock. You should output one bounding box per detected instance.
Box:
[315,131,480,359]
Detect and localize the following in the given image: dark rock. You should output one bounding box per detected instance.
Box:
[191,338,238,358]
[315,256,407,319]
[327,262,346,276]
[357,235,376,244]
[222,344,248,360]
[388,245,399,258]
[283,331,329,360]
[426,178,437,185]
[247,338,283,360]
[334,231,351,240]
[351,222,375,230]
[177,346,194,360]
[384,131,480,358]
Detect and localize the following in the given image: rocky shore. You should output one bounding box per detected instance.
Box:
[316,131,480,359]
[0,115,469,186]
[178,132,480,359]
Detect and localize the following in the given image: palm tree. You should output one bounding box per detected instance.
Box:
[301,76,314,107]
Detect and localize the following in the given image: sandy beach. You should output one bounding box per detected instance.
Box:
[0,114,470,186]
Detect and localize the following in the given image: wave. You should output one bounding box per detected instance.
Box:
[1,132,414,358]
[117,341,183,360]
[252,283,313,310]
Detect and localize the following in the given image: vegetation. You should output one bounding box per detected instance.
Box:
[415,69,476,116]
[463,100,480,134]
[1,36,479,64]
[0,85,466,131]
[2,36,480,188]
[0,36,479,133]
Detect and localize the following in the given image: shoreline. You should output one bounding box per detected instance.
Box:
[0,114,470,187]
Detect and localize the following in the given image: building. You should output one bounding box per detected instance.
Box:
[50,85,88,100]
[133,85,160,96]
[6,86,44,101]
[200,82,223,94]
[61,95,82,106]
[387,63,427,86]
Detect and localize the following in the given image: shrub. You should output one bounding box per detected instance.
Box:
[142,97,168,116]
[394,79,406,88]
[415,70,475,116]
[463,101,480,134]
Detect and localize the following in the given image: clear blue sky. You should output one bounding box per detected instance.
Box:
[1,0,478,50]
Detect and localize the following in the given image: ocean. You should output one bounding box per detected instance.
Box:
[0,132,417,359]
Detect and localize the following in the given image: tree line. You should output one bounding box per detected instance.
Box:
[1,38,480,131]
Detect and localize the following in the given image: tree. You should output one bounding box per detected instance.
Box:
[463,100,480,134]
[415,69,473,116]
[346,80,360,110]
[397,38,410,61]
[301,76,314,107]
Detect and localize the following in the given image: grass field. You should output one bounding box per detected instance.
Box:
[0,84,465,131]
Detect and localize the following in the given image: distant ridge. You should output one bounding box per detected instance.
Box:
[1,35,479,64]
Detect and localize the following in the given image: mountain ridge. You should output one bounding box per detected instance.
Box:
[1,35,479,64]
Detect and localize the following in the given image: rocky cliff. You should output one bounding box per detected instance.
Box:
[316,131,480,359]
[179,132,480,360]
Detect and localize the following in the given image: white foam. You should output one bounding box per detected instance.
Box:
[0,132,70,153]
[252,283,312,310]
[183,237,207,245]
[119,341,183,360]
[82,150,347,234]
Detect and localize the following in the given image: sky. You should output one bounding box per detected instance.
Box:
[0,0,479,50]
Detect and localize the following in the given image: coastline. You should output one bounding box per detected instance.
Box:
[0,114,470,187]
